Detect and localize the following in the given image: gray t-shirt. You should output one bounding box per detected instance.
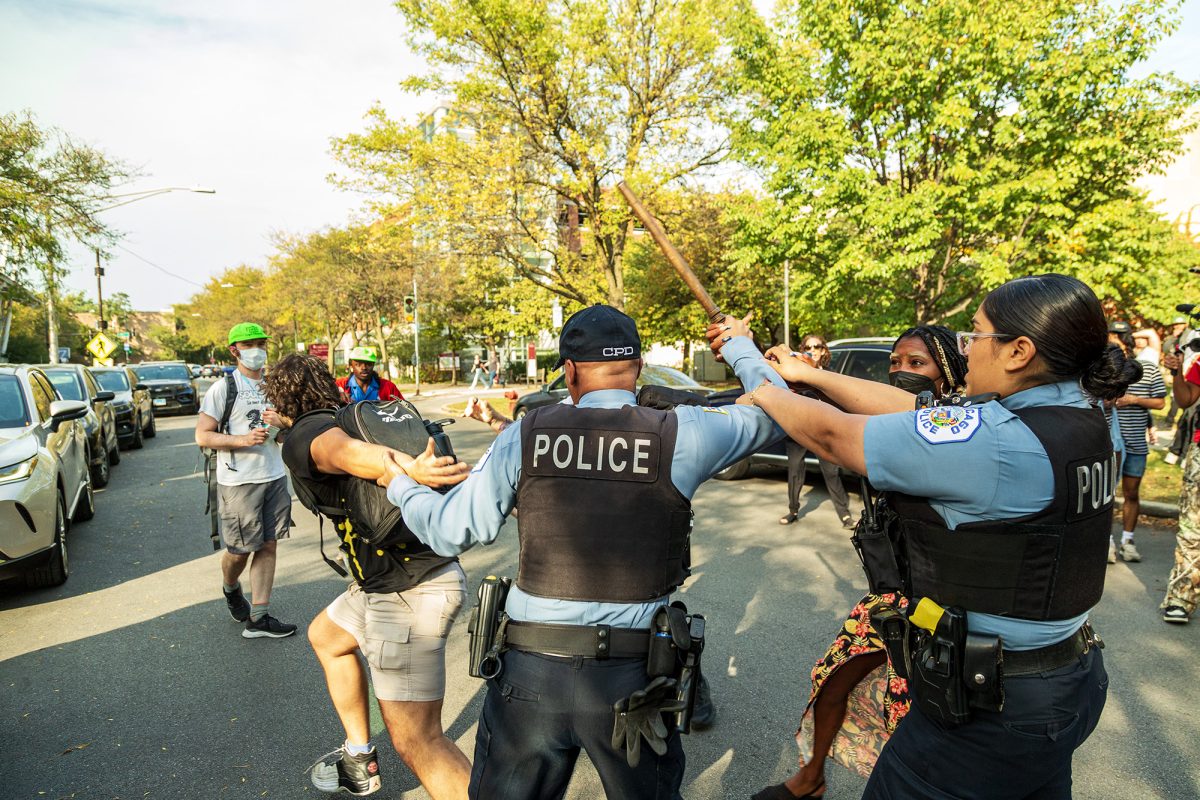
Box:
[200,372,285,486]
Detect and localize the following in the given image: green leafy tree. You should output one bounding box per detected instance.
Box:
[729,0,1200,334]
[333,0,741,311]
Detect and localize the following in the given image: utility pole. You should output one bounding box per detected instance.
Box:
[412,276,421,396]
[94,249,107,330]
[46,271,59,364]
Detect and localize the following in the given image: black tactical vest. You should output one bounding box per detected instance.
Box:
[515,403,693,603]
[887,404,1114,620]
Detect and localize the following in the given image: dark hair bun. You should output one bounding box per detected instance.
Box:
[1081,344,1143,401]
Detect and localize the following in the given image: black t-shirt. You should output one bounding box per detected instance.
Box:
[281,409,453,593]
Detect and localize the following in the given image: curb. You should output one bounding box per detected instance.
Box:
[1117,498,1179,520]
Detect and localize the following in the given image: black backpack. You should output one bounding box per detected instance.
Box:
[290,399,456,576]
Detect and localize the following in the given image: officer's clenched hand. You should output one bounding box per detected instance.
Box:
[704,312,753,362]
[611,676,686,768]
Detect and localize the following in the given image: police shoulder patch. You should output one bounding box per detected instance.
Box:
[913,406,981,444]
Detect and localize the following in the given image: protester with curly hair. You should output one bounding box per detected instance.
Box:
[263,353,472,799]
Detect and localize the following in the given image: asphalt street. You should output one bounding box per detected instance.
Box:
[1,384,1198,799]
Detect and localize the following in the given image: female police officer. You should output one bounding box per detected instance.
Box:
[709,274,1141,799]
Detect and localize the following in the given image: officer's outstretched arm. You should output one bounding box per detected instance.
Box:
[745,381,869,474]
[761,345,915,415]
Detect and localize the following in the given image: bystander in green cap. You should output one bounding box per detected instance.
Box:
[228,322,271,345]
[348,346,379,363]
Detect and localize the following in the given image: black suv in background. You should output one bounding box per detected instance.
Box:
[709,338,893,479]
[132,362,199,416]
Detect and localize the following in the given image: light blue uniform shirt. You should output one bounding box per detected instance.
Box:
[388,337,787,628]
[863,380,1097,650]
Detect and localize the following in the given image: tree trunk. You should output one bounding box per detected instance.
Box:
[373,318,391,380]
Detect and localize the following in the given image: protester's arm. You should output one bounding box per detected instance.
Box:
[307,426,468,488]
[1164,353,1200,409]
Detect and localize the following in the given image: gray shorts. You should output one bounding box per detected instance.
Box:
[326,563,467,702]
[218,476,292,554]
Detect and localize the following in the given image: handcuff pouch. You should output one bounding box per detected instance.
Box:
[963,633,1004,712]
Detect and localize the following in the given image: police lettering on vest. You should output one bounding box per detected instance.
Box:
[529,430,658,480]
[1071,451,1119,518]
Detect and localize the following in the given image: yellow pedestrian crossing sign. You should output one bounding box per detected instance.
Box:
[86,331,118,360]
[92,357,114,367]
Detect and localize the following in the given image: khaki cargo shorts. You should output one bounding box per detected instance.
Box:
[218,476,292,554]
[326,563,467,702]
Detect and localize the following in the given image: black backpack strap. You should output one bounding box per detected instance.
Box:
[218,373,238,434]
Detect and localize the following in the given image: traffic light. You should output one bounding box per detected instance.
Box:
[403,295,416,322]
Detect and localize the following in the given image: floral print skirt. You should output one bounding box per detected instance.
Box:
[795,593,911,778]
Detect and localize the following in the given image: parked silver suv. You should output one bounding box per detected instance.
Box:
[0,365,93,589]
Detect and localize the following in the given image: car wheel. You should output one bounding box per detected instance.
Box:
[90,444,110,489]
[25,492,69,588]
[73,465,96,523]
[514,407,528,420]
[713,456,752,481]
[130,415,145,449]
[144,411,157,438]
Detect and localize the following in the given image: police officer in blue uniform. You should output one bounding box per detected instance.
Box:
[382,304,786,799]
[715,274,1141,799]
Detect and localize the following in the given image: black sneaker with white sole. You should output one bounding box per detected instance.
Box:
[223,587,251,623]
[242,613,297,639]
[309,744,382,796]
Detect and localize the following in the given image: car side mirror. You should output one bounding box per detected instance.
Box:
[94,390,115,402]
[49,400,88,431]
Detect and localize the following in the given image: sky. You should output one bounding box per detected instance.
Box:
[1,0,1198,312]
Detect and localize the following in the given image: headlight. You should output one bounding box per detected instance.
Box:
[0,456,38,485]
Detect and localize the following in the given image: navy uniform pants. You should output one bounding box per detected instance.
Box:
[468,649,685,800]
[863,648,1108,799]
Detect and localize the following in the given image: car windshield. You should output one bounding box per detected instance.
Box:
[94,371,130,392]
[135,364,190,381]
[638,365,703,389]
[45,371,85,401]
[0,376,30,428]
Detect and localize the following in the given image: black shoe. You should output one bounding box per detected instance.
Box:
[223,586,250,623]
[691,673,716,731]
[309,744,382,796]
[242,613,297,639]
[779,513,798,525]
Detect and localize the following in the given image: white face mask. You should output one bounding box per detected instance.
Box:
[238,348,268,371]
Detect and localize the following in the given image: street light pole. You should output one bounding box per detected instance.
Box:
[95,248,106,330]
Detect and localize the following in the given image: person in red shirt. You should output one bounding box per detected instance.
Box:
[335,347,403,403]
[1161,348,1200,623]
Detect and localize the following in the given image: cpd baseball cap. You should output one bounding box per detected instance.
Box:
[553,304,641,369]
[228,322,270,345]
[1174,316,1189,325]
[348,346,378,363]
[1107,321,1133,335]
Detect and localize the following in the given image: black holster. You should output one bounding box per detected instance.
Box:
[907,603,1004,728]
[851,492,905,595]
[467,575,511,679]
[646,602,705,733]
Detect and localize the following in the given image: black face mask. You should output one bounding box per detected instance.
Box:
[889,370,938,395]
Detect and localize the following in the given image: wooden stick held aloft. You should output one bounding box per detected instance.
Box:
[616,181,724,322]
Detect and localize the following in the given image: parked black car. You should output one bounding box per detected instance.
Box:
[91,366,156,449]
[39,364,121,488]
[512,364,711,418]
[708,338,893,480]
[132,362,199,416]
